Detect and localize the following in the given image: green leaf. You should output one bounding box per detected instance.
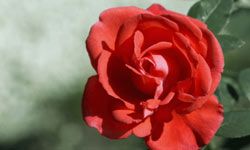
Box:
[216,76,250,111]
[222,8,250,72]
[216,77,239,112]
[217,34,245,52]
[205,0,233,34]
[187,0,234,34]
[217,110,250,138]
[239,68,250,101]
[202,136,225,150]
[234,96,250,111]
[187,2,202,19]
[188,0,220,22]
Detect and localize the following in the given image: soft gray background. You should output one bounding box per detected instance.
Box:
[0,0,197,149]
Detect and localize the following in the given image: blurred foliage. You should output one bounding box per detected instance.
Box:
[189,0,250,149]
[239,68,250,100]
[217,111,250,138]
[217,35,245,53]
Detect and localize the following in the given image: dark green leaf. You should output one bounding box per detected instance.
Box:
[233,96,250,111]
[216,77,240,112]
[222,136,250,150]
[217,34,245,52]
[223,9,250,71]
[217,110,250,138]
[239,68,250,101]
[187,2,202,19]
[187,0,234,34]
[217,75,250,112]
[206,0,233,34]
[203,136,225,150]
[188,0,220,22]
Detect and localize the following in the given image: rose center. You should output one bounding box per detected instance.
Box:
[144,54,169,78]
[126,54,169,99]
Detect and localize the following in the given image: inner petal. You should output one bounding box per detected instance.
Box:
[126,64,160,97]
[150,54,169,78]
[133,30,144,58]
[115,14,178,65]
[139,57,155,74]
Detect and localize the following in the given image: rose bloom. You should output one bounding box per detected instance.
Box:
[82,4,224,150]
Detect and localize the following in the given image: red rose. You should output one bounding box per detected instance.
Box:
[82,4,224,150]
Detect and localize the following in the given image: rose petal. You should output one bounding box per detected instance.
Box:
[202,29,224,93]
[139,15,178,50]
[116,14,178,63]
[133,30,144,58]
[83,76,133,139]
[189,17,207,29]
[183,95,224,146]
[160,92,175,105]
[178,92,196,103]
[162,11,208,60]
[146,3,168,15]
[98,51,148,107]
[158,49,192,94]
[164,13,202,40]
[125,64,160,96]
[148,4,206,32]
[194,55,212,96]
[198,41,208,58]
[141,99,161,110]
[133,117,152,137]
[146,95,223,149]
[173,32,199,66]
[97,51,119,99]
[146,111,199,150]
[86,6,149,68]
[112,109,139,124]
[140,42,172,58]
[176,55,212,112]
[150,54,169,78]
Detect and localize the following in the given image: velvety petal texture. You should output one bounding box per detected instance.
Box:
[146,95,223,150]
[83,3,224,150]
[83,76,133,139]
[86,6,150,69]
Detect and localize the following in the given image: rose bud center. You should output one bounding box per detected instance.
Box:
[125,30,173,101]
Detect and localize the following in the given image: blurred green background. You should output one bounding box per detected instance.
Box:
[0,0,198,150]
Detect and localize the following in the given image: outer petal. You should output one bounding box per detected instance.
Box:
[82,76,133,139]
[147,3,207,29]
[86,6,148,69]
[202,29,224,93]
[146,96,223,149]
[147,4,168,15]
[146,111,199,150]
[177,55,213,113]
[164,13,202,40]
[194,55,212,96]
[183,95,224,146]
